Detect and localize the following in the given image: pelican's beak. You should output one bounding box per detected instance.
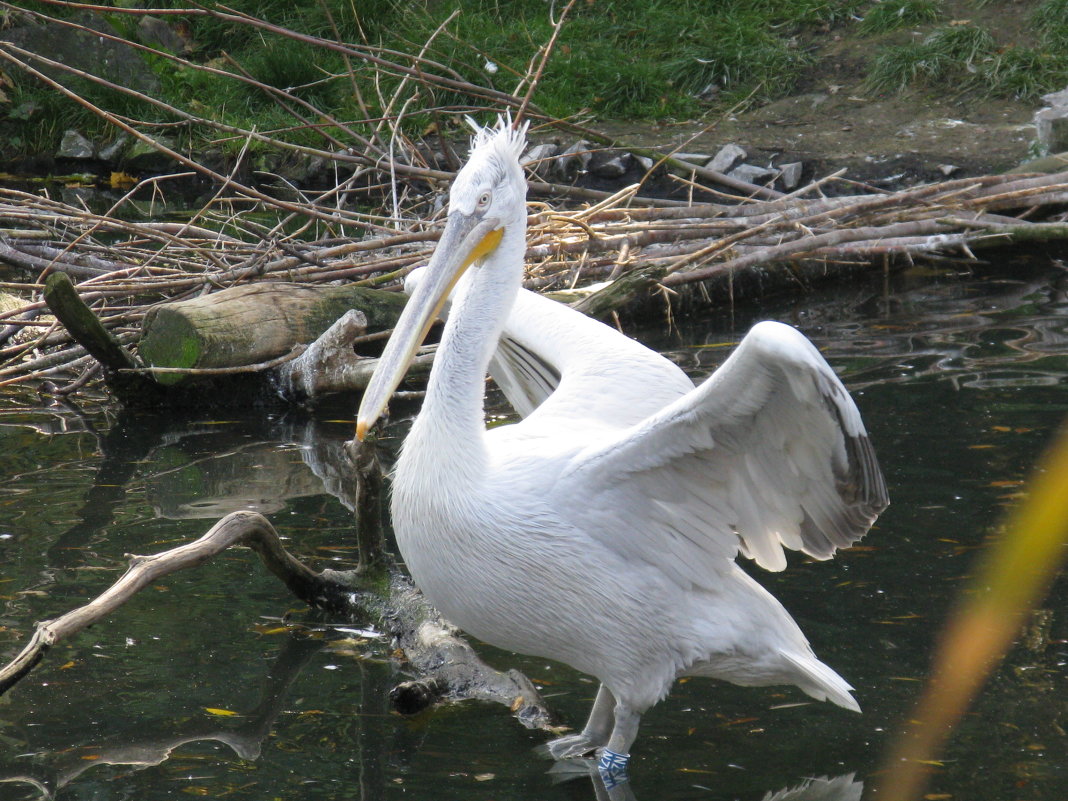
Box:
[355,213,503,440]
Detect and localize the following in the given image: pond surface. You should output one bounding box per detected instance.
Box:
[2,251,1067,801]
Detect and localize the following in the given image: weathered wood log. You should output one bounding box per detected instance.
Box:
[138,282,408,385]
[268,310,435,405]
[39,277,429,407]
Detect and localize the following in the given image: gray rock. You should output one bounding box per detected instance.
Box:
[521,143,559,179]
[137,16,192,54]
[708,144,747,174]
[57,130,95,160]
[589,151,631,179]
[553,140,592,182]
[124,136,177,172]
[778,161,803,190]
[1008,152,1068,174]
[1,11,160,94]
[634,155,655,172]
[97,134,130,163]
[728,163,777,185]
[1035,106,1068,156]
[1040,87,1068,108]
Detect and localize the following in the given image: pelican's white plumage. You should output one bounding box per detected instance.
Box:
[358,119,888,776]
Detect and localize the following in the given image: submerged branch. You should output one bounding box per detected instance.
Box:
[0,509,553,728]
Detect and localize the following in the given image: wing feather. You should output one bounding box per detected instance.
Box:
[553,321,888,582]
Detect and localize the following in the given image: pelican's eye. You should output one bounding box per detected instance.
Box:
[476,190,492,210]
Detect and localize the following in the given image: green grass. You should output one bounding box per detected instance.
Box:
[0,0,950,158]
[859,0,943,35]
[2,0,1067,163]
[980,47,1068,101]
[865,8,1068,101]
[1032,0,1068,49]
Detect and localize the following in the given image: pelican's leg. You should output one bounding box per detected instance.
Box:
[596,703,640,785]
[544,684,616,759]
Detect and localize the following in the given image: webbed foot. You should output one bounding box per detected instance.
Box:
[542,732,601,760]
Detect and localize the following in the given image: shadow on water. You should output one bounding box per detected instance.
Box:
[1,250,1067,800]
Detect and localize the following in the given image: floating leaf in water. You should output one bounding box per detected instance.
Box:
[109,172,137,190]
[474,773,495,781]
[253,624,295,635]
[204,707,239,717]
[59,661,76,670]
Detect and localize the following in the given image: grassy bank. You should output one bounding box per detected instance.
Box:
[1,0,1066,163]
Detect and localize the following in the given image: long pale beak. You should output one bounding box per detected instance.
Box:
[355,213,503,440]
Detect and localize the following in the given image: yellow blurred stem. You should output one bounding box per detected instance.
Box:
[877,422,1068,800]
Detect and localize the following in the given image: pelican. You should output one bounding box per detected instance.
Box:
[356,119,888,779]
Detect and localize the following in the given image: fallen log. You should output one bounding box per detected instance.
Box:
[39,275,432,408]
[138,282,408,385]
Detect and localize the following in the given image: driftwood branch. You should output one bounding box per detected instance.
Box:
[0,508,552,728]
[0,511,324,693]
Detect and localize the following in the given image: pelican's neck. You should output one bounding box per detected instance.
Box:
[404,225,525,475]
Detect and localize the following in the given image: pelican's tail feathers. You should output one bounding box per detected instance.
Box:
[781,651,861,713]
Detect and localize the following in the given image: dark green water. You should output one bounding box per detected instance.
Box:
[2,254,1067,800]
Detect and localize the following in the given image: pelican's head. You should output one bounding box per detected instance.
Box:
[356,118,529,440]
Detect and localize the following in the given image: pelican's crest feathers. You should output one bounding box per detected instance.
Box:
[464,115,529,176]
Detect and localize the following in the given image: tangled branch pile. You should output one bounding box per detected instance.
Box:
[2,165,1067,397]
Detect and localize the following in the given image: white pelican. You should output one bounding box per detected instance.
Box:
[356,119,888,779]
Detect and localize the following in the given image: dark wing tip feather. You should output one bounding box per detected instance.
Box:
[800,369,889,559]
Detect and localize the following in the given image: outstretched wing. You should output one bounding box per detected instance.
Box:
[553,321,888,587]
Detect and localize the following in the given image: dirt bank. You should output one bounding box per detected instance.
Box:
[597,87,1038,192]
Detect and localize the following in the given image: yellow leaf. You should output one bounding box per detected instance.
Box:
[109,171,137,189]
[204,707,239,717]
[59,661,77,670]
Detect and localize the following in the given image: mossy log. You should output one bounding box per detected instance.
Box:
[139,283,408,385]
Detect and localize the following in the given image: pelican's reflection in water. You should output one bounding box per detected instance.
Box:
[549,761,863,801]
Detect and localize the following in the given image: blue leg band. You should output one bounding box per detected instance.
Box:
[597,748,630,786]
